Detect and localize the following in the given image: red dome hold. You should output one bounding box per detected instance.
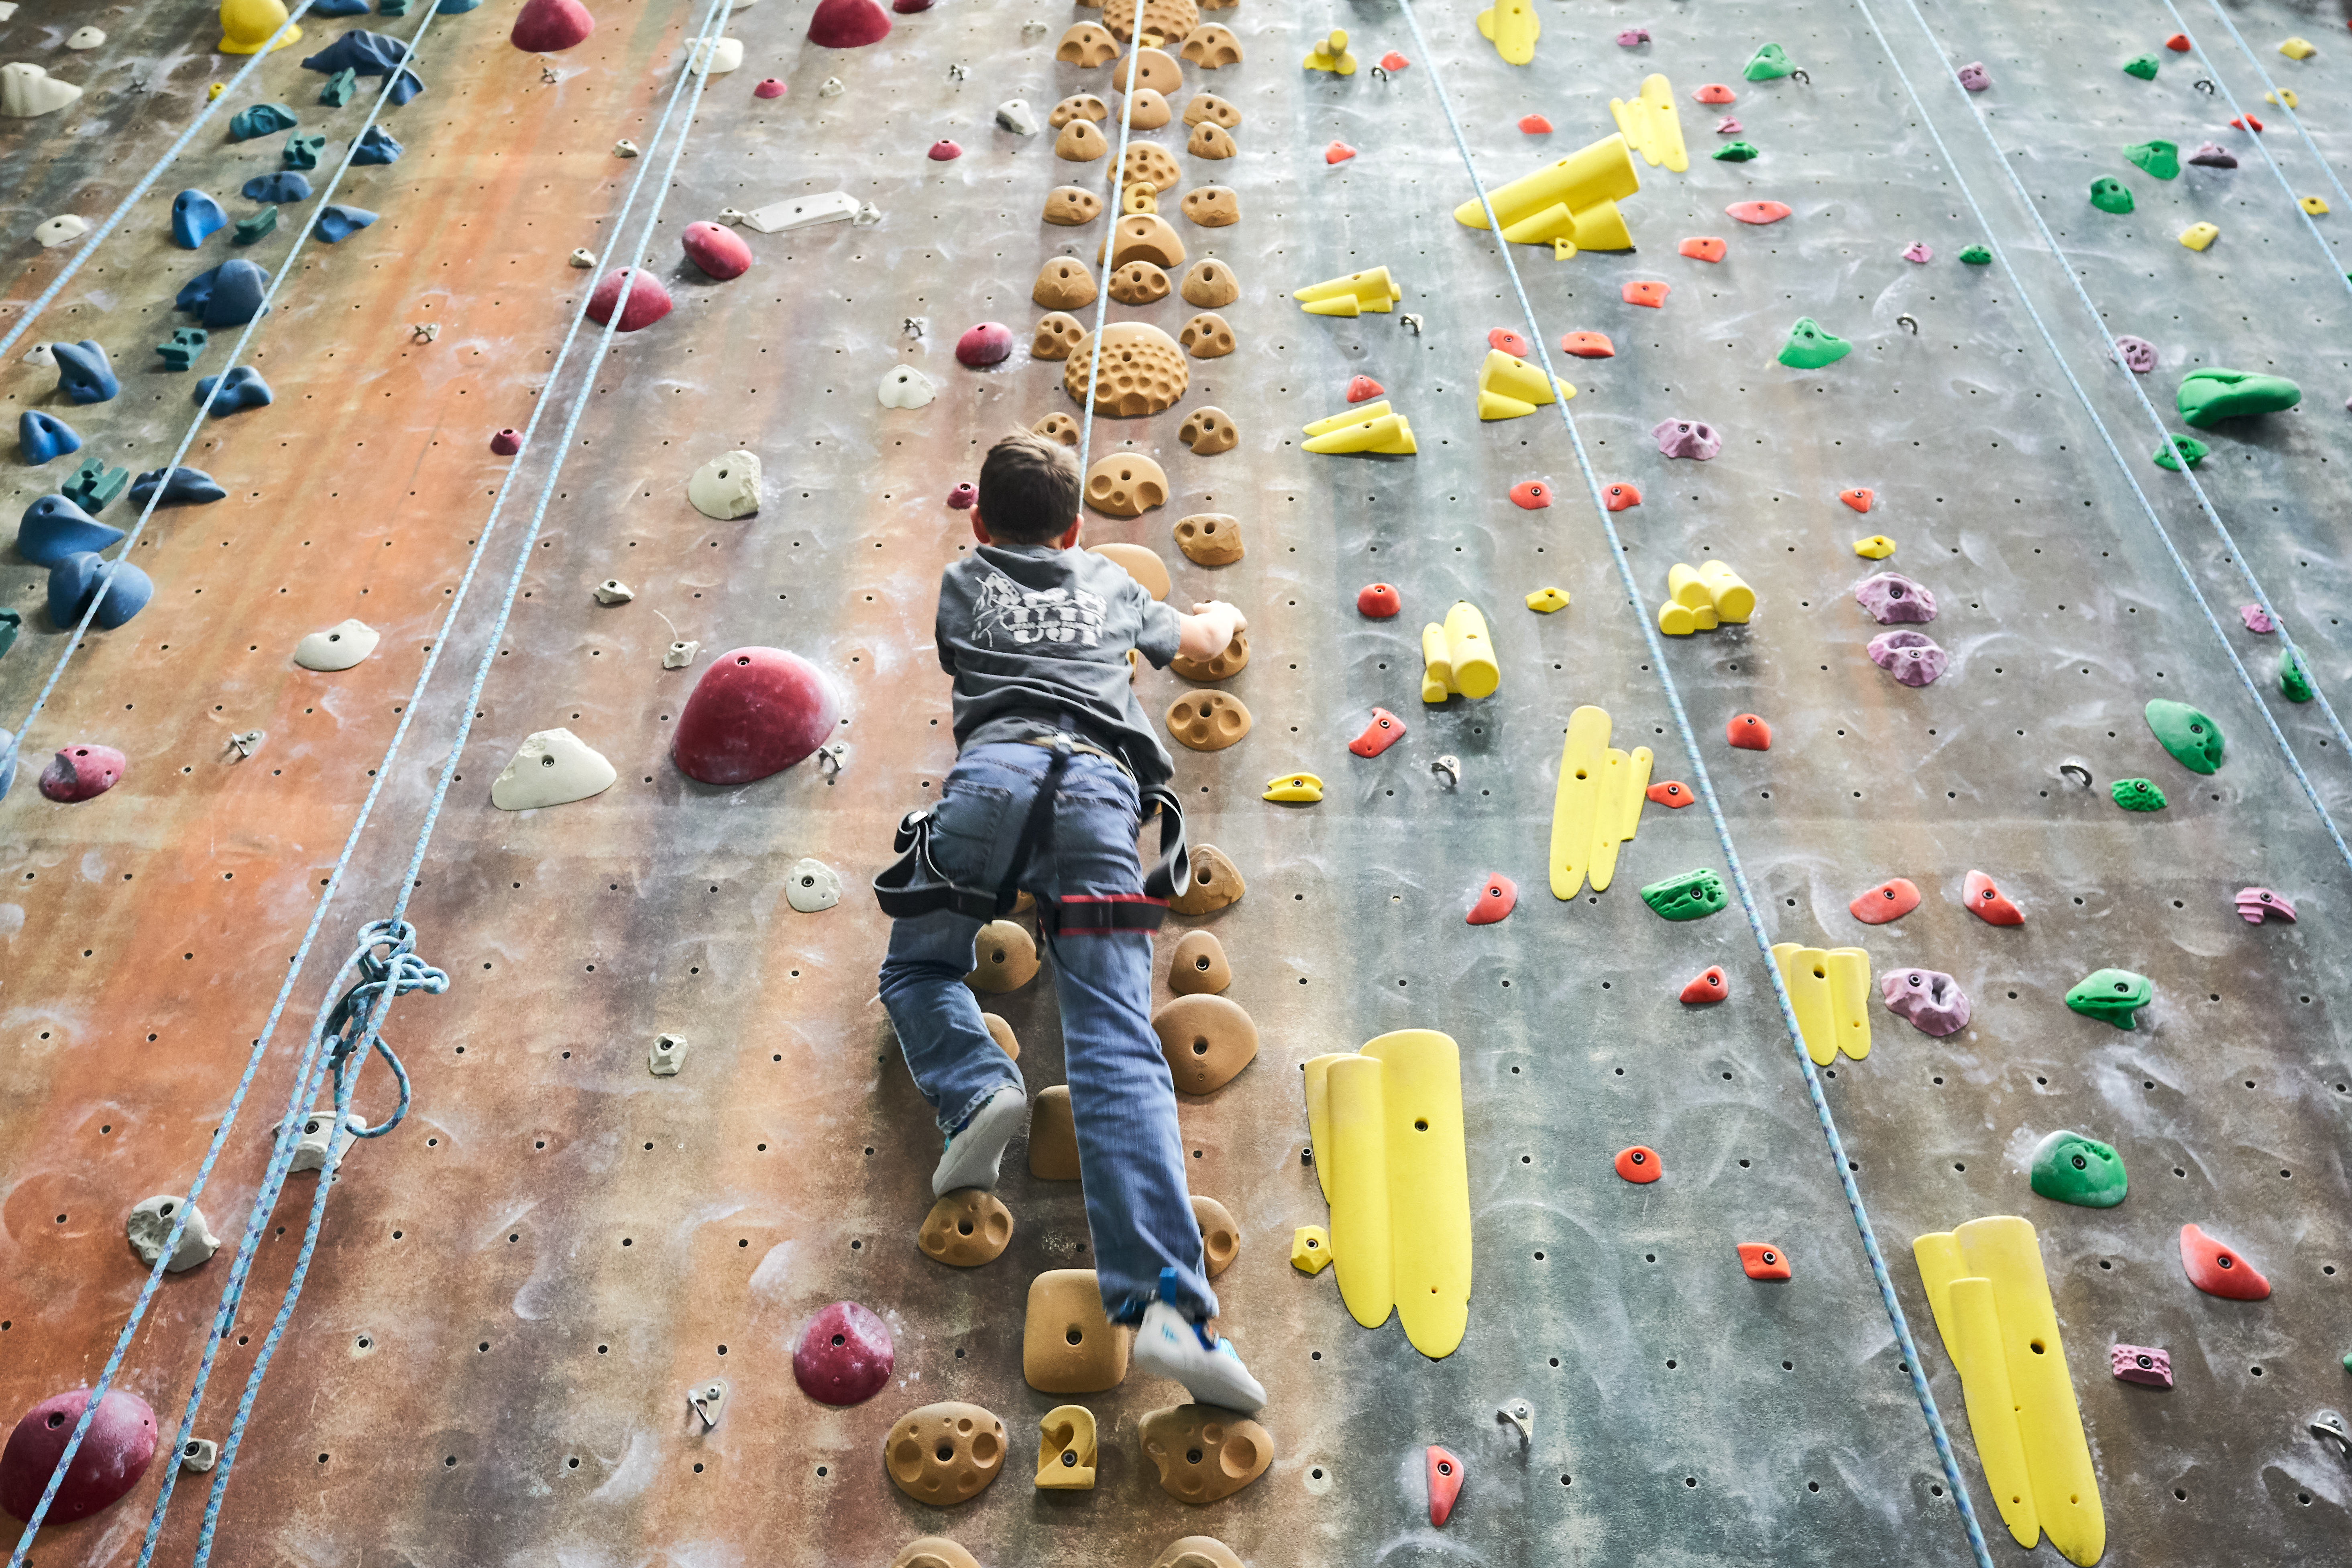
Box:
[673,648,843,785]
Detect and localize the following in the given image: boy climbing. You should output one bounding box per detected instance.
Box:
[874,430,1264,1413]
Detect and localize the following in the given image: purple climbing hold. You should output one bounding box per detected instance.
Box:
[1957,61,1990,91]
[2186,142,2237,169]
[0,1388,158,1523]
[128,467,225,507]
[1869,628,1948,686]
[1855,570,1937,624]
[1652,418,1720,459]
[1716,116,1742,134]
[2111,1344,2172,1388]
[2240,603,2275,633]
[1902,240,1933,263]
[792,1300,894,1405]
[954,322,1013,368]
[2114,334,2157,373]
[39,744,125,802]
[1615,26,1650,46]
[2234,886,2295,924]
[946,482,977,509]
[1880,967,1970,1035]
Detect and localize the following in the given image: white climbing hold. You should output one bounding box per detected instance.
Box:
[786,857,843,911]
[293,619,381,672]
[690,37,745,75]
[34,214,86,248]
[996,98,1039,134]
[64,25,104,49]
[739,191,864,232]
[1021,20,1047,43]
[0,62,85,118]
[613,138,641,157]
[179,1439,218,1474]
[593,578,635,604]
[21,343,54,368]
[878,364,939,408]
[688,450,762,519]
[663,639,699,669]
[0,5,20,20]
[127,1195,220,1272]
[287,1109,337,1173]
[491,728,617,810]
[649,1033,687,1076]
[818,75,845,97]
[568,247,595,268]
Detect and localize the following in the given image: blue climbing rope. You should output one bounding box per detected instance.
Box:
[1861,0,2352,881]
[1389,6,2002,1565]
[2186,0,2352,226]
[1072,0,1156,487]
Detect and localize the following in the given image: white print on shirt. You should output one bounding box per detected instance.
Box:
[971,570,1107,649]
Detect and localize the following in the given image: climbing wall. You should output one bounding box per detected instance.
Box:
[4,0,2352,1564]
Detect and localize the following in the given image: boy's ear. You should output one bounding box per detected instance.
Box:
[1055,515,1083,549]
[969,508,992,546]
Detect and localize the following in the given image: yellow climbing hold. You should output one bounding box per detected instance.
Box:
[1658,559,1751,632]
[2266,87,2299,108]
[1475,350,1572,419]
[2279,37,2315,60]
[2179,220,2220,251]
[1525,586,1570,613]
[1036,1406,1097,1491]
[1853,534,1897,559]
[1454,133,1641,257]
[1419,600,1497,703]
[1770,943,1873,1064]
[1609,73,1688,173]
[2302,195,2330,216]
[1294,265,1402,317]
[1657,598,1718,635]
[1548,706,1653,899]
[1263,771,1324,803]
[207,82,225,100]
[219,0,301,54]
[1474,0,1539,67]
[1301,400,1417,454]
[1303,28,1356,75]
[1290,1224,1332,1274]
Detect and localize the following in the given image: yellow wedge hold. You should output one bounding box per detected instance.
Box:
[1295,266,1403,314]
[1474,0,1539,65]
[1477,390,1539,422]
[1770,943,1839,1066]
[1304,413,1415,454]
[1947,1275,2042,1548]
[1303,401,1389,437]
[1361,1029,1471,1358]
[1478,349,1568,405]
[1549,705,1611,899]
[1263,772,1324,802]
[1824,947,1873,1061]
[1455,134,1642,253]
[1609,72,1688,172]
[1324,1054,1394,1330]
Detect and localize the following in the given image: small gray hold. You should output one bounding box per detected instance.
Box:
[786,857,843,912]
[179,1438,219,1474]
[127,1194,220,1272]
[287,1108,338,1173]
[663,639,700,669]
[613,139,641,158]
[1868,628,1948,686]
[818,75,845,98]
[650,1033,688,1077]
[1854,570,1937,624]
[593,578,635,605]
[996,98,1038,134]
[2186,141,2237,169]
[569,248,595,268]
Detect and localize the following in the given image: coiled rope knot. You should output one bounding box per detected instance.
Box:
[320,920,446,1140]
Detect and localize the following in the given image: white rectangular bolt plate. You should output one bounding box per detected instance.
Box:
[650,1034,687,1076]
[740,193,863,233]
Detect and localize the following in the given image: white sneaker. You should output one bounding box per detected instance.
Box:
[1131,1299,1267,1413]
[931,1086,1028,1197]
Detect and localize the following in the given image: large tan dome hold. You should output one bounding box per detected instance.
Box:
[1064,321,1189,416]
[1104,0,1197,45]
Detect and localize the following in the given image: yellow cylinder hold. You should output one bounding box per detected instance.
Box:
[1442,601,1498,699]
[220,0,301,54]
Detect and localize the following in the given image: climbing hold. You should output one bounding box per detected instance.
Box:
[1614,1145,1661,1183]
[2177,368,2301,428]
[793,1301,894,1406]
[1179,24,1242,68]
[1030,314,1084,361]
[1263,771,1323,803]
[2154,433,2209,470]
[1102,212,1187,270]
[2111,1345,2171,1387]
[0,1389,157,1524]
[1837,489,1877,515]
[1177,406,1237,456]
[2266,87,2299,108]
[128,1194,218,1270]
[51,341,117,405]
[885,1403,1006,1505]
[1181,117,1235,158]
[1869,629,1947,686]
[1482,328,1531,361]
[2281,35,2317,59]
[1346,707,1407,759]
[1623,280,1670,309]
[172,189,227,249]
[293,619,379,672]
[1034,1405,1097,1492]
[2236,886,2295,924]
[1419,600,1499,702]
[1646,781,1690,808]
[1077,451,1169,521]
[953,322,1013,369]
[1603,482,1640,511]
[668,646,840,785]
[1452,132,1641,256]
[127,468,224,508]
[1778,316,1851,368]
[1714,141,1760,162]
[943,483,976,511]
[229,103,298,143]
[1737,1243,1792,1281]
[314,203,376,244]
[1850,878,1920,925]
[1152,993,1258,1093]
[1042,186,1104,227]
[1901,240,1933,264]
[1295,266,1403,318]
[890,1542,979,1568]
[2186,142,2236,169]
[1167,930,1231,997]
[586,268,673,332]
[511,0,595,50]
[1063,322,1187,418]
[2178,221,2220,251]
[242,171,311,206]
[2124,139,2182,179]
[966,920,1039,994]
[1725,713,1771,750]
[755,78,788,100]
[1177,185,1239,228]
[1466,874,1516,925]
[1518,113,1552,134]
[59,458,125,514]
[1880,967,1969,1036]
[1616,25,1649,46]
[2065,968,2152,1029]
[1337,374,1386,407]
[1958,61,1990,91]
[919,1189,1013,1267]
[489,729,615,810]
[17,411,79,466]
[193,365,272,417]
[1424,1445,1465,1527]
[318,65,356,106]
[2144,698,2224,773]
[1171,513,1242,566]
[2163,33,2191,51]
[2301,195,2330,215]
[1357,583,1401,619]
[486,428,527,459]
[2123,53,2160,80]
[1957,244,1993,264]
[1693,83,1735,104]
[1525,586,1569,614]
[1318,141,1355,165]
[0,62,82,118]
[1507,479,1553,511]
[38,744,124,802]
[1302,26,1355,73]
[927,139,962,161]
[34,214,86,249]
[1679,966,1727,1004]
[1642,867,1726,921]
[1289,1225,1332,1274]
[47,554,152,630]
[1676,237,1726,264]
[682,221,752,280]
[1653,418,1721,459]
[1301,400,1417,455]
[1953,869,2025,927]
[1165,690,1250,753]
[1744,43,1794,80]
[2240,603,2275,633]
[2112,334,2157,373]
[2088,177,2134,215]
[2029,1130,2127,1209]
[2178,1223,2269,1300]
[1715,116,1743,134]
[2111,777,2167,811]
[299,30,409,77]
[689,36,745,76]
[1608,73,1688,174]
[1141,1405,1271,1503]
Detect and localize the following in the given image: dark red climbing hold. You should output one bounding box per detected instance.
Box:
[1356,582,1400,619]
[1559,331,1615,358]
[682,221,752,281]
[39,745,124,802]
[945,482,977,509]
[792,1301,895,1405]
[1963,869,2024,926]
[1604,481,1640,512]
[1839,487,1874,513]
[1426,1445,1464,1525]
[754,78,788,99]
[1646,780,1691,807]
[1848,877,1919,925]
[1349,706,1406,757]
[892,0,933,12]
[585,268,673,332]
[2179,1223,2270,1301]
[1487,327,1530,358]
[1726,713,1772,751]
[808,0,892,48]
[1517,113,1552,134]
[1614,1145,1662,1183]
[490,428,522,456]
[673,648,845,786]
[1345,374,1385,403]
[954,322,1013,368]
[927,139,963,161]
[510,0,595,53]
[1466,874,1516,925]
[0,1388,157,1524]
[1680,966,1727,1004]
[1737,1243,1791,1281]
[2164,33,2190,51]
[1508,480,1551,510]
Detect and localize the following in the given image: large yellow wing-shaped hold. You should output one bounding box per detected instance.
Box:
[1361,1029,1470,1358]
[1913,1231,2040,1549]
[1474,0,1538,65]
[1823,947,1873,1061]
[1609,73,1688,172]
[1293,266,1403,316]
[1324,1055,1395,1330]
[1549,705,1611,899]
[1453,134,1641,255]
[1301,1053,1344,1204]
[1769,943,1839,1065]
[1586,747,1630,891]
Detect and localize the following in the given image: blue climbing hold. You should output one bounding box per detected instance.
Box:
[18,411,81,466]
[228,102,299,141]
[313,0,370,13]
[350,125,403,165]
[16,495,125,566]
[177,261,271,327]
[47,552,154,631]
[172,189,228,249]
[388,67,425,105]
[242,171,313,204]
[51,341,119,405]
[61,457,129,513]
[300,30,409,75]
[129,467,228,508]
[195,365,274,416]
[316,205,378,243]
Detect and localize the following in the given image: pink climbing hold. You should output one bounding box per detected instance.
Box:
[892,0,933,12]
[2111,1344,2173,1387]
[2179,1223,2271,1301]
[1615,26,1649,47]
[945,482,977,509]
[1466,874,1516,925]
[490,428,523,456]
[1692,83,1735,104]
[754,78,788,99]
[681,221,752,281]
[1726,713,1771,750]
[954,322,1014,368]
[1349,706,1406,757]
[586,268,673,332]
[928,139,963,161]
[1518,113,1553,134]
[0,1389,158,1524]
[1902,240,1933,263]
[1325,141,1357,164]
[1726,200,1792,225]
[1379,51,1409,72]
[1715,115,1743,134]
[1848,877,1920,925]
[1880,968,1971,1036]
[2114,335,2156,373]
[1487,327,1530,357]
[39,745,124,802]
[1653,418,1720,459]
[2234,886,2295,923]
[792,1301,895,1405]
[1345,374,1385,403]
[673,648,845,786]
[1508,480,1551,510]
[1957,61,1990,91]
[1869,629,1947,687]
[2240,603,2275,632]
[510,0,595,53]
[808,0,892,47]
[1426,1446,1465,1525]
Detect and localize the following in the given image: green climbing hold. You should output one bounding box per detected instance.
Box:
[2122,53,2160,80]
[2111,777,2167,811]
[1641,868,1727,921]
[0,607,19,663]
[2154,433,2208,470]
[1958,245,1992,265]
[1713,141,1761,162]
[2065,968,2152,1030]
[2124,140,2180,179]
[1744,43,1794,81]
[62,455,128,513]
[285,131,328,170]
[320,67,357,107]
[2029,1129,2128,1208]
[2144,698,2224,774]
[1777,317,1852,369]
[2089,177,2135,215]
[234,207,278,245]
[2176,368,2303,428]
[155,327,207,371]
[2282,649,2313,704]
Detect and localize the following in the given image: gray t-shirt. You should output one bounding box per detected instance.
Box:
[937,543,1184,786]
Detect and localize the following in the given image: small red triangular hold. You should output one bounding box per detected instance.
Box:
[1379,51,1409,72]
[2164,33,2190,51]
[1839,487,1873,512]
[1726,713,1772,751]
[1345,374,1384,403]
[1427,1445,1464,1526]
[1517,113,1553,134]
[1680,965,1728,1004]
[1488,326,1530,357]
[1325,141,1357,164]
[2232,114,2263,131]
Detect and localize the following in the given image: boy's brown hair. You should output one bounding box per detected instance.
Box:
[975,430,1081,544]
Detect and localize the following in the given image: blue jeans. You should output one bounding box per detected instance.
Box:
[878,741,1217,1323]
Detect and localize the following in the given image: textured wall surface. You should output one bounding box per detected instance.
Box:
[3,0,2350,1564]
